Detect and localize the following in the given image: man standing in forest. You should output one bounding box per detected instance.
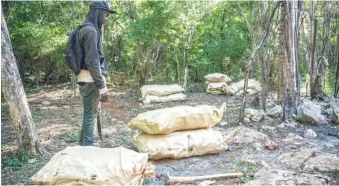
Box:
[77,1,116,146]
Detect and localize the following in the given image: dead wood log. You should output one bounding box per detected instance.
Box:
[167,172,244,184]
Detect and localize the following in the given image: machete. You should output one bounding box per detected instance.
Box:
[97,103,102,140]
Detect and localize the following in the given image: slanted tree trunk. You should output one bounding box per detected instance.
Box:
[238,1,281,123]
[1,11,49,156]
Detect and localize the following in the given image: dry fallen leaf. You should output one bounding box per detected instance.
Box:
[265,140,279,151]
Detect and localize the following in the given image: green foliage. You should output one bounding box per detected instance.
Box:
[30,107,41,122]
[236,161,259,184]
[1,149,45,185]
[119,102,130,109]
[186,82,206,93]
[6,1,337,96]
[2,150,38,171]
[4,1,252,86]
[5,1,88,85]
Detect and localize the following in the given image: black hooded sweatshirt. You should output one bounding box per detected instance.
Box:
[79,8,108,90]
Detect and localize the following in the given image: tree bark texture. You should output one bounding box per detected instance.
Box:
[1,11,48,156]
[280,0,301,120]
[183,45,189,90]
[335,32,339,97]
[309,1,318,99]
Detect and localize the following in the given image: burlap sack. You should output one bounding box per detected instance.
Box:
[206,82,227,94]
[206,89,225,94]
[132,128,228,160]
[128,103,227,134]
[140,84,184,99]
[143,93,187,104]
[30,146,154,185]
[225,79,261,95]
[204,73,231,83]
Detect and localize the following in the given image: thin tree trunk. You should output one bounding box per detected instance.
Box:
[71,0,77,97]
[335,32,339,97]
[277,4,286,104]
[183,45,189,90]
[261,48,270,111]
[1,11,49,157]
[309,1,317,99]
[220,8,226,73]
[300,12,309,96]
[175,52,181,84]
[239,1,281,123]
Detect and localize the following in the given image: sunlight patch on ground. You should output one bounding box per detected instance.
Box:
[27,89,72,102]
[1,145,19,153]
[109,90,127,96]
[37,124,76,140]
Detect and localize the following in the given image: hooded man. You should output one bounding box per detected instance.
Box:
[77,1,116,146]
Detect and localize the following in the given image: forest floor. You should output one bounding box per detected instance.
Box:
[1,83,339,185]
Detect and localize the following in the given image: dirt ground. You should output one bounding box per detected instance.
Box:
[1,83,339,185]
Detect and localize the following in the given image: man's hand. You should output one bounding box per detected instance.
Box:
[100,92,108,102]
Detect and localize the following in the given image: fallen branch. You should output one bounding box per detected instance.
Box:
[167,172,244,184]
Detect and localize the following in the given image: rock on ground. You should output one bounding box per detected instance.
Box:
[231,127,269,145]
[266,105,282,118]
[304,129,317,139]
[331,98,339,124]
[245,169,328,185]
[303,153,339,174]
[296,99,327,125]
[41,101,51,106]
[279,149,339,176]
[244,108,265,122]
[296,173,329,185]
[279,149,315,170]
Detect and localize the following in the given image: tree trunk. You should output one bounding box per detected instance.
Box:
[220,8,226,73]
[175,52,181,84]
[280,0,301,120]
[260,48,270,111]
[335,32,339,97]
[1,11,49,156]
[309,1,317,99]
[277,4,286,104]
[183,45,189,91]
[71,0,77,97]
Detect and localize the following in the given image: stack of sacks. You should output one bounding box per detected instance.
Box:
[30,146,155,185]
[204,73,232,94]
[225,79,261,96]
[128,103,228,160]
[140,84,187,104]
